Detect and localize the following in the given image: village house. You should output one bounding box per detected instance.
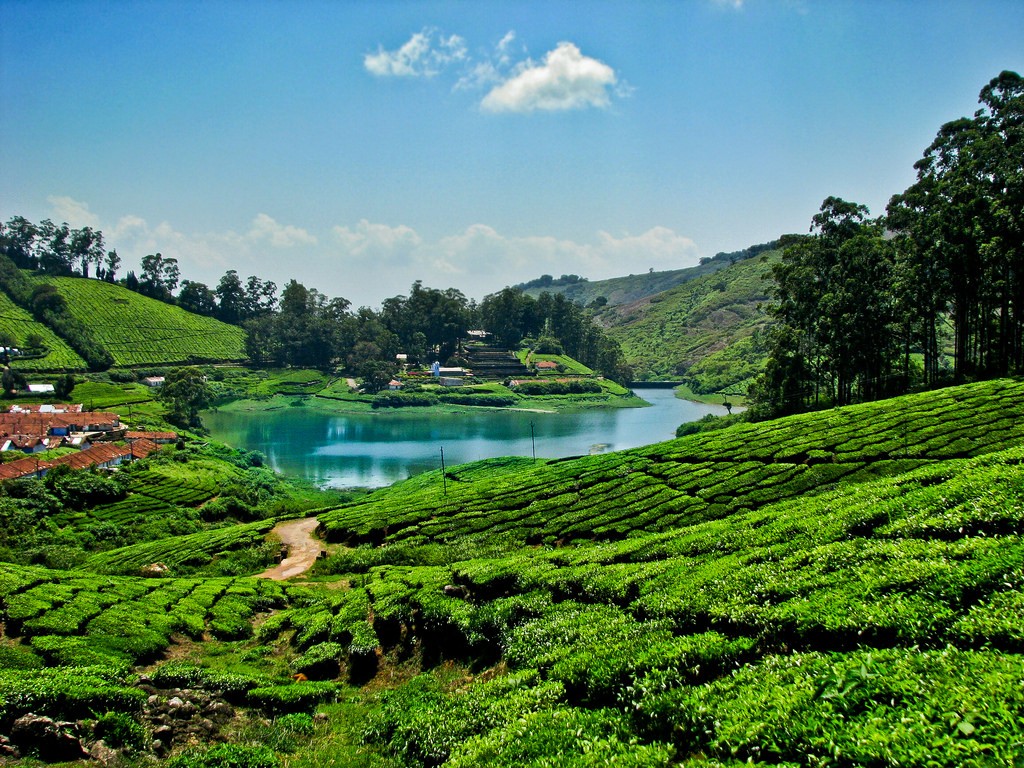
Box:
[0,409,124,454]
[0,437,162,482]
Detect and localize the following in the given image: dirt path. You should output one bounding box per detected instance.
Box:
[256,517,324,580]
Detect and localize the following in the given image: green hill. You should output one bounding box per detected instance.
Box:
[602,248,777,390]
[31,276,247,367]
[1,379,1022,766]
[0,290,87,371]
[519,242,775,309]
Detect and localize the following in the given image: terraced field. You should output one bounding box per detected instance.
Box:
[1,379,1022,766]
[317,378,1024,547]
[33,276,247,366]
[0,290,86,370]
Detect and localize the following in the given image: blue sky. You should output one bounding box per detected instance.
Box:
[2,0,1022,308]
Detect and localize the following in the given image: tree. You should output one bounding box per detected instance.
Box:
[1,216,40,269]
[887,70,1024,379]
[2,367,26,397]
[69,227,104,278]
[102,249,121,282]
[752,200,898,416]
[54,374,75,400]
[138,253,180,301]
[178,280,218,316]
[36,220,73,275]
[159,367,212,428]
[215,270,245,324]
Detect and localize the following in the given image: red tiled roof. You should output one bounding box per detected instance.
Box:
[126,431,177,441]
[0,411,120,438]
[129,438,161,458]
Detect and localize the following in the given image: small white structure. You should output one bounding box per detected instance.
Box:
[141,376,165,387]
[26,383,55,394]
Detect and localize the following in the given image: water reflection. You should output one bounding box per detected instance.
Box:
[203,389,727,488]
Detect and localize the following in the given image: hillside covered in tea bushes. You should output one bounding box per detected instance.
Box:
[0,379,1023,766]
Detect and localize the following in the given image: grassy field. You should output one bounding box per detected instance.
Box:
[1,378,1022,766]
[32,276,247,367]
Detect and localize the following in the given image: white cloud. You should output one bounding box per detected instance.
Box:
[33,196,701,307]
[364,29,467,77]
[481,42,618,113]
[332,219,422,264]
[47,195,101,229]
[248,213,317,248]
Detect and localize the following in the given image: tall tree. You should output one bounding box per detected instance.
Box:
[887,70,1024,379]
[138,253,180,301]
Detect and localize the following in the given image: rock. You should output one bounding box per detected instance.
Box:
[167,696,185,709]
[0,734,19,758]
[313,712,329,724]
[11,714,88,762]
[443,584,469,598]
[205,701,234,719]
[89,739,121,765]
[147,694,162,706]
[140,562,170,577]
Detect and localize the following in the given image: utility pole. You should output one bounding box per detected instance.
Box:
[440,445,447,497]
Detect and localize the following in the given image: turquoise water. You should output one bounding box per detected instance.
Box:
[202,388,727,488]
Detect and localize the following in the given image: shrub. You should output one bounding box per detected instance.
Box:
[93,710,149,752]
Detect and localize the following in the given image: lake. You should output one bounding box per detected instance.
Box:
[202,388,728,488]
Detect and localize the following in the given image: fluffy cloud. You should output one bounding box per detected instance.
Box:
[332,219,422,263]
[364,29,467,77]
[248,213,317,248]
[367,30,625,113]
[37,196,701,307]
[47,195,101,229]
[481,42,618,113]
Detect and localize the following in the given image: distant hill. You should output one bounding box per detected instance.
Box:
[30,276,247,367]
[519,242,776,308]
[600,247,778,390]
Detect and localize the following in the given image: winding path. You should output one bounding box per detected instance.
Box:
[256,517,324,580]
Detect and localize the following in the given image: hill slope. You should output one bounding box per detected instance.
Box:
[0,289,87,370]
[33,276,247,367]
[601,248,776,388]
[1,380,1022,766]
[519,242,776,309]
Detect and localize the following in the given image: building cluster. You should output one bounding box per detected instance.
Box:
[0,403,176,481]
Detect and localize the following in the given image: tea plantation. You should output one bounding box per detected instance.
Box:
[29,276,247,367]
[1,379,1023,766]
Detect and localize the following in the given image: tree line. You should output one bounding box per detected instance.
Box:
[751,71,1023,418]
[0,219,632,382]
